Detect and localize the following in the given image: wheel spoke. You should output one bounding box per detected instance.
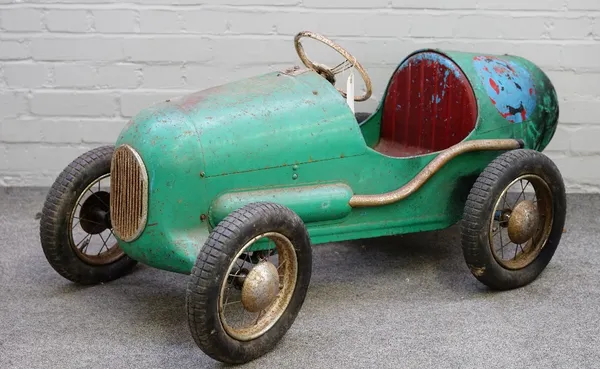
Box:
[77,234,92,252]
[98,232,109,255]
[75,233,91,248]
[85,185,109,209]
[499,228,504,258]
[277,259,287,270]
[73,216,104,226]
[498,239,513,253]
[222,285,232,312]
[514,179,530,206]
[502,191,509,209]
[522,181,531,201]
[94,192,110,209]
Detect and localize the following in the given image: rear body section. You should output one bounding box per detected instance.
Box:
[362,49,559,155]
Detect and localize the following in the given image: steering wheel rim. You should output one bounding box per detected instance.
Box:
[294,31,373,102]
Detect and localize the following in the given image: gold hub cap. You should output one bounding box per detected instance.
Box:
[507,200,540,244]
[241,261,280,313]
[489,174,553,270]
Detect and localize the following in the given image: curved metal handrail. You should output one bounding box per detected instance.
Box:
[349,139,524,208]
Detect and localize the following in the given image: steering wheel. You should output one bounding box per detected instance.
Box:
[294,31,373,102]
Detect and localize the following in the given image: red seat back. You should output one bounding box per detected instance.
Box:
[377,51,478,157]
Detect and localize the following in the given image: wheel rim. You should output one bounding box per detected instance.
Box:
[489,174,554,270]
[68,173,125,265]
[218,232,298,342]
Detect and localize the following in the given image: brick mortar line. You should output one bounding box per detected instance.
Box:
[1,33,600,43]
[0,4,598,14]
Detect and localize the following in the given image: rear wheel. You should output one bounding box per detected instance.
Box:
[186,202,312,364]
[461,149,566,290]
[40,146,137,284]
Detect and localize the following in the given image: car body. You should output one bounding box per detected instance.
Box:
[110,49,558,274]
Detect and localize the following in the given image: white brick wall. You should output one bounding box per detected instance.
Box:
[0,1,599,190]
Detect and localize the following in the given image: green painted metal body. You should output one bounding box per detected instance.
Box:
[113,49,559,274]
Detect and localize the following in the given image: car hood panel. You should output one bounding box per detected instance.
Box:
[168,69,367,176]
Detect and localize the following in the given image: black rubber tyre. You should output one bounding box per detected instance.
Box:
[39,145,137,285]
[461,149,566,290]
[186,202,312,365]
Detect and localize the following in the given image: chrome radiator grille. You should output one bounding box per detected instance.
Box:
[110,144,148,242]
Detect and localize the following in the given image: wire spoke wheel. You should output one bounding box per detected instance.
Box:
[489,175,553,270]
[461,149,566,290]
[40,145,137,285]
[186,202,312,365]
[68,173,124,265]
[219,232,298,341]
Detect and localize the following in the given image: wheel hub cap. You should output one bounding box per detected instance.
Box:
[507,200,539,244]
[241,261,280,313]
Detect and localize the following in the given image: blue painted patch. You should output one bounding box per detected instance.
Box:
[431,94,442,104]
[473,55,537,123]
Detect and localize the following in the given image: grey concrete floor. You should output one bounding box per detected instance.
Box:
[1,188,599,369]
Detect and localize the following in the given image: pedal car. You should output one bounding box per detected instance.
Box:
[40,31,566,364]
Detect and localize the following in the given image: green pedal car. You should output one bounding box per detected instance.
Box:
[40,31,566,364]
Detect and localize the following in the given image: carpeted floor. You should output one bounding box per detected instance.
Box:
[1,188,598,369]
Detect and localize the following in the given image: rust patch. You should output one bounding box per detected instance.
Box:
[471,266,485,276]
[283,65,301,74]
[177,85,224,111]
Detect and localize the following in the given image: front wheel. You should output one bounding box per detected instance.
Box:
[461,149,566,290]
[186,202,312,365]
[39,146,137,284]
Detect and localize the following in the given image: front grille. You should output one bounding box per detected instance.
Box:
[110,144,148,242]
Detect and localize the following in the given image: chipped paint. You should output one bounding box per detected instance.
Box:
[402,51,463,79]
[473,55,537,123]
